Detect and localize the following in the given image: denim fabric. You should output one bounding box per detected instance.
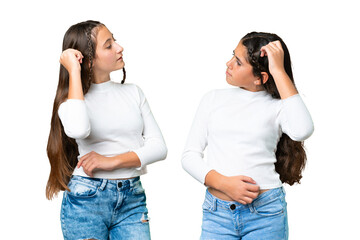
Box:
[201,187,288,240]
[61,175,150,240]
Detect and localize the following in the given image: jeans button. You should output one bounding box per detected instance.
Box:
[230,204,236,210]
[118,182,122,188]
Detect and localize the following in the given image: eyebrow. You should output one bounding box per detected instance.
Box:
[103,34,114,47]
[233,50,242,64]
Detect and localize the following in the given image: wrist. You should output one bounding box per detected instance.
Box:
[68,68,81,77]
[205,170,227,191]
[217,175,229,193]
[112,155,123,169]
[270,69,288,81]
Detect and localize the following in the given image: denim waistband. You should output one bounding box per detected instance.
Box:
[205,187,285,211]
[70,175,140,191]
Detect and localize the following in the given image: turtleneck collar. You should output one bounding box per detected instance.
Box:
[88,80,114,93]
[237,87,268,98]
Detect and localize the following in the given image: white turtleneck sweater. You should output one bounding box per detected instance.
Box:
[58,80,167,179]
[182,87,314,190]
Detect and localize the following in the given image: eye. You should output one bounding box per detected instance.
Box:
[231,53,239,65]
[106,44,112,49]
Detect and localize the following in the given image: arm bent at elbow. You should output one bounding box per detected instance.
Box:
[58,99,91,139]
[279,94,314,141]
[133,137,167,169]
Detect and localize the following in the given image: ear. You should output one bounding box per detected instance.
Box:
[260,72,269,84]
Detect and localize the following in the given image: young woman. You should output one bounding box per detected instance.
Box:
[182,32,314,239]
[46,20,167,240]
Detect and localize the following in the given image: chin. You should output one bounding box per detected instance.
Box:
[226,78,238,87]
[115,62,125,70]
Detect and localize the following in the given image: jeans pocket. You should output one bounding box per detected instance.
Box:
[252,191,286,217]
[67,177,99,198]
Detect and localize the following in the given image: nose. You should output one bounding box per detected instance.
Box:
[226,56,234,69]
[115,42,123,53]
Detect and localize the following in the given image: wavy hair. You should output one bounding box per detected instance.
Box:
[241,32,306,185]
[46,20,126,200]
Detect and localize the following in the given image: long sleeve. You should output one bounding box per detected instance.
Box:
[132,86,167,168]
[58,99,91,139]
[181,91,214,184]
[278,94,314,141]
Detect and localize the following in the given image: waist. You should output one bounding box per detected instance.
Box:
[108,177,135,180]
[73,166,146,179]
[208,187,270,202]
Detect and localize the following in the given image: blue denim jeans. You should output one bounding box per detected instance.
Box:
[201,187,288,240]
[61,175,150,240]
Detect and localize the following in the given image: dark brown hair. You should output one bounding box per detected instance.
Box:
[46,20,126,200]
[241,32,306,185]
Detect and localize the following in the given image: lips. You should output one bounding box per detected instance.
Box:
[226,70,232,76]
[117,56,123,61]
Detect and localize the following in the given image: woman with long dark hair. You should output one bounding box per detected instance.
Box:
[46,20,167,239]
[182,32,314,239]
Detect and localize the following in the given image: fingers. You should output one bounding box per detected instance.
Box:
[237,191,259,204]
[77,156,84,168]
[61,48,84,62]
[260,48,267,57]
[243,196,256,204]
[245,189,259,198]
[247,183,260,193]
[78,151,96,176]
[240,176,260,203]
[235,195,257,205]
[74,51,84,64]
[260,44,275,57]
[272,40,282,49]
[77,151,108,177]
[241,184,259,203]
[83,161,96,177]
[240,176,260,191]
[260,40,283,57]
[239,175,256,184]
[77,151,91,168]
[59,49,84,72]
[238,199,247,205]
[82,159,95,177]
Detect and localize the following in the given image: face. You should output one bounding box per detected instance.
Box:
[226,42,262,91]
[92,26,124,79]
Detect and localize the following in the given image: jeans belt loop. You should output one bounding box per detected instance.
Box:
[99,179,108,191]
[248,202,255,213]
[212,196,217,211]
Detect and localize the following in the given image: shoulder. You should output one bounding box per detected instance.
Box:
[197,88,233,110]
[202,88,233,98]
[213,88,237,97]
[115,82,147,105]
[112,82,142,95]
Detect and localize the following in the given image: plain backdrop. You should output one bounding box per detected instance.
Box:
[1,0,359,239]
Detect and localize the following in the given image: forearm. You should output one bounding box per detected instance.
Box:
[204,170,227,191]
[68,69,84,100]
[112,151,142,169]
[271,70,298,99]
[204,170,260,204]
